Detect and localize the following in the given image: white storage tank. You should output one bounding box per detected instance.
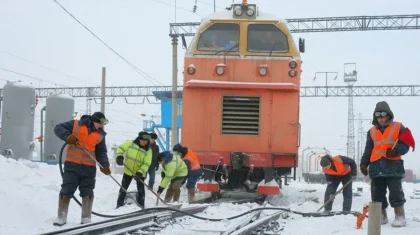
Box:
[43,93,75,162]
[0,81,36,160]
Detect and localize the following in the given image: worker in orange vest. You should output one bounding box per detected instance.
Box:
[360,101,412,227]
[52,112,111,226]
[320,154,357,214]
[173,144,203,203]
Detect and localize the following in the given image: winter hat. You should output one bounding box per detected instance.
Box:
[91,112,108,125]
[138,131,151,140]
[150,133,158,139]
[173,144,188,155]
[320,155,332,167]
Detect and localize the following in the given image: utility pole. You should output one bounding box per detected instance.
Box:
[313,72,338,97]
[344,63,357,160]
[214,0,216,12]
[101,67,106,114]
[171,36,178,149]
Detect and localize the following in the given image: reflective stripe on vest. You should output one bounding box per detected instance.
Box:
[65,120,102,167]
[163,155,184,180]
[369,122,402,162]
[322,155,351,176]
[124,143,150,168]
[184,150,200,171]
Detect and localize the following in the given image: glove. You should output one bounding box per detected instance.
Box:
[116,155,124,166]
[360,165,368,176]
[100,166,111,175]
[161,172,165,179]
[66,135,78,145]
[135,172,145,183]
[386,148,398,158]
[157,186,165,194]
[155,165,159,171]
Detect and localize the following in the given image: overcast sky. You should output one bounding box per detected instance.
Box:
[1,0,419,174]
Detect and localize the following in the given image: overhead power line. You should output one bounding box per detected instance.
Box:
[0,51,98,86]
[53,0,164,86]
[0,66,66,87]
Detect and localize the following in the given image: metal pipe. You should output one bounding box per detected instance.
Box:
[101,67,106,114]
[40,106,46,161]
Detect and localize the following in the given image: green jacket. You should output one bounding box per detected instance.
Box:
[160,154,188,188]
[117,140,152,176]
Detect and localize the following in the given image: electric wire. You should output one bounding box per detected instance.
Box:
[52,0,164,86]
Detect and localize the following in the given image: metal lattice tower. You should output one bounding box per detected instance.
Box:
[344,63,358,160]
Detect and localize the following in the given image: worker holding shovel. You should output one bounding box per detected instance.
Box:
[319,154,357,214]
[115,131,153,209]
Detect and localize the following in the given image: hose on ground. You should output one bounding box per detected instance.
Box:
[59,143,362,220]
[59,143,142,218]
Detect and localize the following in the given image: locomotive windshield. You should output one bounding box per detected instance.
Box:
[197,23,240,52]
[247,24,289,53]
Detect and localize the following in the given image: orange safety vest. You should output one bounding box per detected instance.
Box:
[65,120,103,167]
[322,155,351,176]
[369,121,402,162]
[184,149,201,171]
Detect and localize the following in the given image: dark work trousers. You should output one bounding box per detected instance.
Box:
[324,177,353,211]
[60,163,96,198]
[184,168,203,189]
[117,173,145,207]
[371,177,406,209]
[147,167,156,190]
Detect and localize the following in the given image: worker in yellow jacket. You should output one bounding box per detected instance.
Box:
[115,131,152,208]
[156,151,188,203]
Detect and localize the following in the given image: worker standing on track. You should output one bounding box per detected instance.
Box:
[147,133,160,190]
[320,154,357,214]
[360,101,415,227]
[172,144,203,203]
[115,131,152,209]
[156,151,188,203]
[53,111,111,226]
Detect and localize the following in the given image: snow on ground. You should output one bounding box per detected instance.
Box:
[1,155,420,235]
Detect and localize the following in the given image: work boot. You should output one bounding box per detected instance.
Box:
[391,205,406,227]
[381,209,389,225]
[188,188,195,203]
[116,192,125,209]
[164,188,174,203]
[53,194,71,226]
[81,195,94,224]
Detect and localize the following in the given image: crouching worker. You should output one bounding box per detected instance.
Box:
[53,112,111,226]
[115,131,152,208]
[320,154,357,214]
[173,144,203,203]
[156,151,188,203]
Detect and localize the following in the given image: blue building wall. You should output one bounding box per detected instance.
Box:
[161,99,182,129]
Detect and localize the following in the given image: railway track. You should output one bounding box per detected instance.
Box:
[39,192,274,235]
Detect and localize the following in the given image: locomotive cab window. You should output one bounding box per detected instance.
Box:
[197,23,240,52]
[247,24,289,53]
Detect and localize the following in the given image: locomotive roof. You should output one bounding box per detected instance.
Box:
[200,9,289,26]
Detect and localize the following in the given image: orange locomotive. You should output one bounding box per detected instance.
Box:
[181,1,305,195]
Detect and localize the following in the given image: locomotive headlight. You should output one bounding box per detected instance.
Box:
[289,60,297,69]
[216,66,225,75]
[246,7,255,16]
[289,69,297,77]
[187,64,195,75]
[259,67,267,76]
[234,6,243,16]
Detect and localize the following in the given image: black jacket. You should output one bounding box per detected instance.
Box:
[150,143,160,169]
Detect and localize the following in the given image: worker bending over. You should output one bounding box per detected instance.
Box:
[156,151,188,203]
[173,144,203,203]
[320,154,357,214]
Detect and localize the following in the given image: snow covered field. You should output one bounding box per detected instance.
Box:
[1,155,420,235]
